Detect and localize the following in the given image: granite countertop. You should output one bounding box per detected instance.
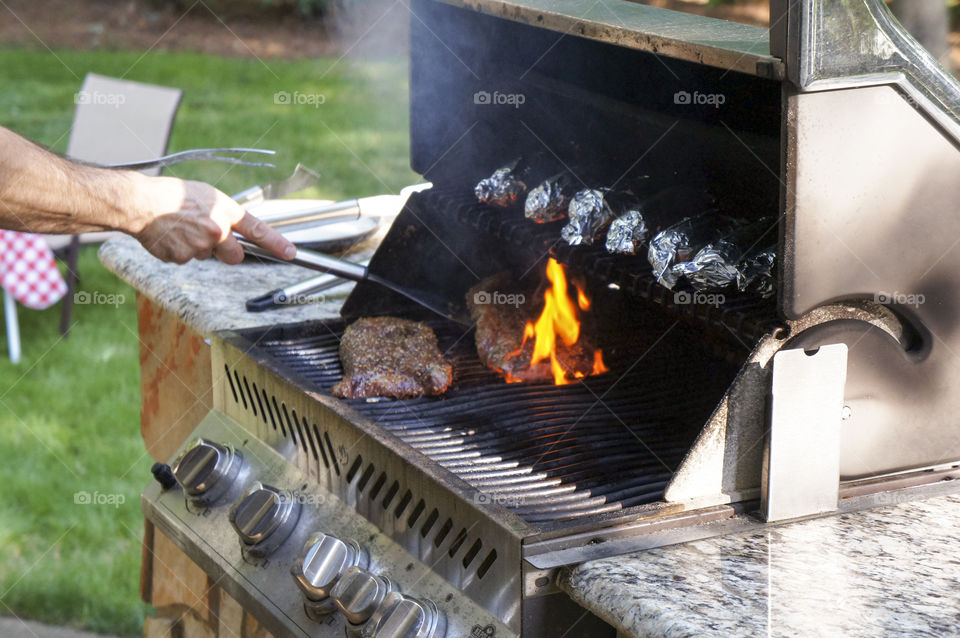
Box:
[98,233,382,335]
[560,492,960,637]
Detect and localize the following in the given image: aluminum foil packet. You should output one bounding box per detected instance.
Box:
[737,244,777,297]
[647,212,736,289]
[561,189,616,246]
[605,209,648,255]
[604,185,716,256]
[525,174,573,223]
[672,218,775,291]
[475,163,527,208]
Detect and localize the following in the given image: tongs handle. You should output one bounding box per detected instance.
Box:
[236,238,369,282]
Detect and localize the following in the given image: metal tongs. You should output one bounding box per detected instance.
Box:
[238,238,470,326]
[101,148,277,171]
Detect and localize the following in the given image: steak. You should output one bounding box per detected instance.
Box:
[467,274,598,383]
[332,317,452,399]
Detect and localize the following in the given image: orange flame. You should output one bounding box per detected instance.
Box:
[507,258,608,385]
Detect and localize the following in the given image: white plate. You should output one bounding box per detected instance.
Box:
[247,199,380,249]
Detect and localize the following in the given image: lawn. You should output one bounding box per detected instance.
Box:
[0,47,418,636]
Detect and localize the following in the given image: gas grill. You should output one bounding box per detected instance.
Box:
[142,1,960,637]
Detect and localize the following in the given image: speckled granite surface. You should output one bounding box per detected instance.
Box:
[560,493,960,637]
[98,234,379,335]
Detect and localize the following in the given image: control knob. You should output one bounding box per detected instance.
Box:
[172,438,242,505]
[291,532,368,619]
[330,566,393,636]
[362,592,446,638]
[228,482,301,557]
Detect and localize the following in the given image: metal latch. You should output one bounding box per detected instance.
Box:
[762,344,848,522]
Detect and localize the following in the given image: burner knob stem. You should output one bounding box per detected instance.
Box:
[151,462,177,490]
[228,482,301,557]
[363,592,446,638]
[172,438,242,504]
[292,533,368,619]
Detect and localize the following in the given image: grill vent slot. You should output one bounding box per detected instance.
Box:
[357,465,375,492]
[369,472,387,500]
[382,481,400,510]
[324,431,340,475]
[346,457,363,483]
[448,528,468,558]
[434,518,453,548]
[223,365,342,475]
[395,490,412,519]
[407,499,426,528]
[462,539,482,568]
[476,550,497,579]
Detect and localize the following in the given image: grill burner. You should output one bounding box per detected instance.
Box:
[233,319,737,526]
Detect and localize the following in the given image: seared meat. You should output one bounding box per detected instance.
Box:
[332,317,452,399]
[467,274,598,383]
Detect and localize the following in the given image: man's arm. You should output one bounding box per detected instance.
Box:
[0,126,295,264]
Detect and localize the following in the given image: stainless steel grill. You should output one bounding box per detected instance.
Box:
[141,1,960,637]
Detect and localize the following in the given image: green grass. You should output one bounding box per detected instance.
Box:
[0,46,418,636]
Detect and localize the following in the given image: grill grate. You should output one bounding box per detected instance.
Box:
[236,319,737,524]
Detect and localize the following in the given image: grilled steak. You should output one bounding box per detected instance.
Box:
[467,274,598,383]
[332,317,452,399]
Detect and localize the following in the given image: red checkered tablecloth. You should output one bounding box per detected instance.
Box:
[0,230,67,310]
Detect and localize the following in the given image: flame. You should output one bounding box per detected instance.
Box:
[506,258,607,385]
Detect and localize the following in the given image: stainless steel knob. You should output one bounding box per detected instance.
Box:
[172,438,242,505]
[331,566,392,628]
[228,482,301,557]
[291,532,368,619]
[362,592,446,638]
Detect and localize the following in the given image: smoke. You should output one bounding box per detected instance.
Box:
[326,0,409,60]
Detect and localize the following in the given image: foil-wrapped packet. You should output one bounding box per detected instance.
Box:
[605,209,648,254]
[475,162,527,208]
[561,189,616,246]
[672,218,775,292]
[525,174,573,223]
[647,212,737,289]
[604,186,716,256]
[737,244,777,297]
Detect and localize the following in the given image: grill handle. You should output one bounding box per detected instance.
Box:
[236,238,369,282]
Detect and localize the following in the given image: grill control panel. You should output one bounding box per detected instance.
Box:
[144,411,511,638]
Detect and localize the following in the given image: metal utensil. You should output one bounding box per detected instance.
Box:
[101,148,277,171]
[246,271,349,312]
[253,184,433,234]
[237,239,470,326]
[232,164,322,206]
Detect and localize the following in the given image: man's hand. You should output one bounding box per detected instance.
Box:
[133,177,296,265]
[0,126,296,265]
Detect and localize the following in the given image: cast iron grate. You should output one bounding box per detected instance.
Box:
[234,319,737,524]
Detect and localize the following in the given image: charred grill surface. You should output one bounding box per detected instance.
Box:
[233,319,738,525]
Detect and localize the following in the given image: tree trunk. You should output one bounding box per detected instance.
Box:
[890,0,950,66]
